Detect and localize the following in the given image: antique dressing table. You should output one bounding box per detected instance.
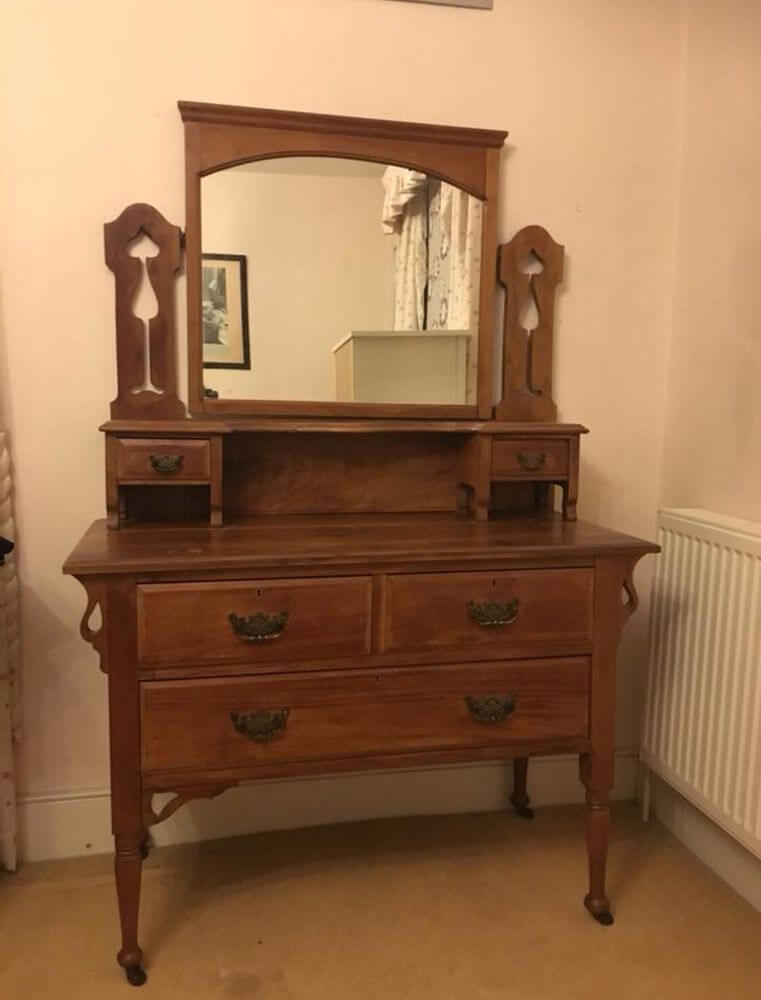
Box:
[64,102,657,986]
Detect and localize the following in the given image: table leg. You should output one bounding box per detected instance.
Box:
[115,831,147,985]
[510,756,534,818]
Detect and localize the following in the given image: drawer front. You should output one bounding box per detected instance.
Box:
[384,568,593,654]
[140,659,590,776]
[116,438,211,482]
[492,438,569,478]
[137,577,373,667]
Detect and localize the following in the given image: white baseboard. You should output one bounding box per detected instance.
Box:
[18,751,637,863]
[642,771,761,913]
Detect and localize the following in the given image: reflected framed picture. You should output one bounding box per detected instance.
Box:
[202,253,251,370]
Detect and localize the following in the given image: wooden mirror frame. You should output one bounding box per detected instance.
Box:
[180,101,507,420]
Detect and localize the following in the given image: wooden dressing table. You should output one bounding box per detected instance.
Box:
[64,102,657,986]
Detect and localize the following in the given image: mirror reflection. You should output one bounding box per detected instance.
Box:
[201,157,483,405]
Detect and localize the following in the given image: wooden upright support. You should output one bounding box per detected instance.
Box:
[104,203,186,420]
[495,225,564,422]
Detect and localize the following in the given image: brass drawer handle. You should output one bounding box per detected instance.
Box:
[149,453,184,474]
[465,695,516,725]
[231,709,289,742]
[517,451,546,471]
[229,611,289,643]
[467,599,519,627]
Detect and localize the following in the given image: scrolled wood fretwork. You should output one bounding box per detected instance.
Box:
[496,225,565,423]
[619,557,641,629]
[142,783,235,828]
[104,203,186,421]
[77,577,107,672]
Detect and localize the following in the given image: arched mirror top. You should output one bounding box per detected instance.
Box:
[179,101,506,199]
[197,152,491,203]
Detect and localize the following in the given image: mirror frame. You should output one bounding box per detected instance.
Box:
[180,101,507,420]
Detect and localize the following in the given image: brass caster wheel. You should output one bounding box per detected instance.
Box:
[125,965,147,986]
[511,802,534,819]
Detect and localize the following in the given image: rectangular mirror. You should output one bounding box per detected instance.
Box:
[181,102,506,418]
[201,157,483,405]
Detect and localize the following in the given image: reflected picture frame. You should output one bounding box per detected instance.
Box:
[202,253,251,370]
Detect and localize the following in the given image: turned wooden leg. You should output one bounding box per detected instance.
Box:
[580,752,613,926]
[115,832,147,985]
[583,790,612,924]
[509,756,534,818]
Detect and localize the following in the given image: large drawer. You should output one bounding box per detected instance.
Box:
[137,576,372,666]
[140,659,590,777]
[383,568,594,654]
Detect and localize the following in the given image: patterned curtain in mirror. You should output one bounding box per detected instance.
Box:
[0,431,20,871]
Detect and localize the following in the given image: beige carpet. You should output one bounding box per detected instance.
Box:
[1,803,760,999]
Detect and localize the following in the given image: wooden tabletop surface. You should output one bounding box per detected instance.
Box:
[63,513,659,576]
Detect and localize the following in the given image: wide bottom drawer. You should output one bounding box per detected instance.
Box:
[140,659,590,778]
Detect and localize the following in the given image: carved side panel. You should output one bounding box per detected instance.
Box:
[496,225,564,422]
[104,204,186,420]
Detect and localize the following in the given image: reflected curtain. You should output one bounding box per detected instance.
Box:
[0,431,20,872]
[382,167,428,330]
[426,180,483,333]
[382,171,482,336]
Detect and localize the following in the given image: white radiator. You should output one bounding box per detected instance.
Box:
[642,508,761,860]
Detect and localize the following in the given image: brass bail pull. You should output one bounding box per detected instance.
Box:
[231,709,290,742]
[229,611,289,643]
[467,599,519,627]
[464,695,516,725]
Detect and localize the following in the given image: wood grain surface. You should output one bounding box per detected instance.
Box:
[65,512,658,577]
[137,576,372,666]
[140,658,590,777]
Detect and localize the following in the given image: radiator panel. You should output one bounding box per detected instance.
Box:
[643,509,761,860]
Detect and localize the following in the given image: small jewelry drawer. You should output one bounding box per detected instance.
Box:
[137,576,373,667]
[383,568,593,654]
[116,438,211,483]
[491,438,569,479]
[140,658,591,778]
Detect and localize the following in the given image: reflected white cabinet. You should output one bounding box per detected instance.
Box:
[333,331,472,405]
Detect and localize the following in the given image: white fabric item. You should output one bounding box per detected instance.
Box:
[428,182,483,333]
[382,167,428,330]
[0,431,19,872]
[381,166,427,234]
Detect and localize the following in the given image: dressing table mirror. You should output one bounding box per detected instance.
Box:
[182,101,501,418]
[200,156,482,406]
[64,100,657,986]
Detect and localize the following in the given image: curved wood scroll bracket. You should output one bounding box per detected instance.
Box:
[142,784,235,828]
[104,203,186,420]
[496,225,564,422]
[78,578,107,672]
[619,558,640,630]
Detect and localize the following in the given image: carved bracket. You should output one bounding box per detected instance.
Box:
[620,558,640,629]
[104,203,186,420]
[142,784,235,828]
[78,578,107,672]
[496,225,564,422]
